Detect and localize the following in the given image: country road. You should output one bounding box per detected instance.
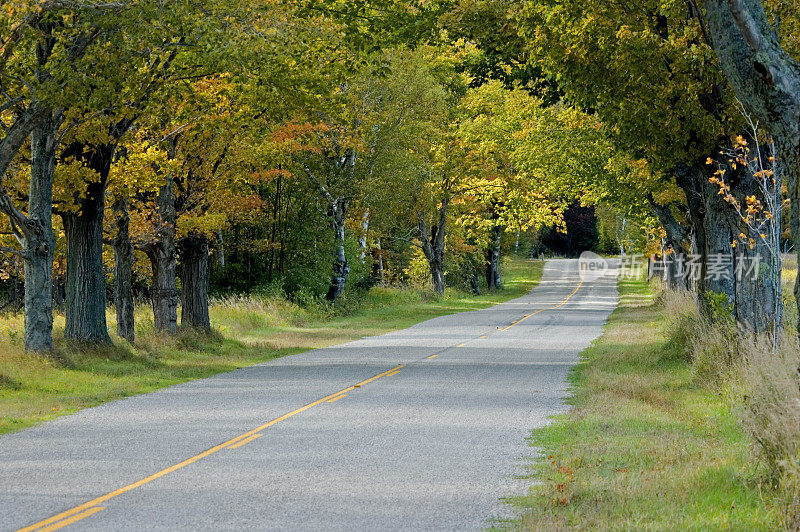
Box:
[0,258,618,531]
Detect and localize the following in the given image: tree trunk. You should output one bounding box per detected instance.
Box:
[677,160,781,331]
[23,111,60,351]
[647,193,691,291]
[147,247,178,334]
[112,196,135,343]
[145,173,178,334]
[216,230,225,269]
[179,233,210,330]
[62,179,111,343]
[376,238,385,286]
[326,197,350,301]
[471,273,482,295]
[704,0,800,334]
[59,117,133,344]
[360,208,369,261]
[418,199,449,295]
[486,225,503,290]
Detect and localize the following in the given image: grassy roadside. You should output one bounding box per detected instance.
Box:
[511,276,782,530]
[0,258,543,436]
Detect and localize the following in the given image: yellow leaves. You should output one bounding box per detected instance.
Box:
[53,159,101,213]
[176,213,227,239]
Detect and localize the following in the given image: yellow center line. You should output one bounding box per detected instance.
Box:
[325,394,347,404]
[17,365,405,532]
[427,354,439,359]
[478,335,487,339]
[36,507,105,532]
[456,344,466,348]
[226,434,262,450]
[499,279,584,332]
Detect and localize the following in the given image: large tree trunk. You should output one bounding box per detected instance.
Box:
[112,196,135,343]
[676,161,780,331]
[145,174,178,334]
[419,200,449,295]
[0,101,51,349]
[62,179,111,343]
[179,233,210,330]
[23,111,61,351]
[59,116,133,344]
[486,225,503,290]
[147,247,178,334]
[704,0,800,333]
[326,197,350,301]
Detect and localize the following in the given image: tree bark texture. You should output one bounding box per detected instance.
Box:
[676,161,780,331]
[112,196,135,343]
[179,233,211,330]
[22,111,61,351]
[62,178,111,343]
[144,173,178,335]
[419,200,449,295]
[59,116,133,343]
[704,0,800,333]
[326,197,350,301]
[486,225,503,290]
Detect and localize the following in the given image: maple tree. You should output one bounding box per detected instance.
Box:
[702,0,800,336]
[518,0,786,329]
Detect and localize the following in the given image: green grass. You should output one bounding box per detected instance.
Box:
[509,276,783,530]
[0,258,543,435]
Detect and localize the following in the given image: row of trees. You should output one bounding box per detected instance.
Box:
[8,0,792,354]
[0,1,631,353]
[520,0,800,336]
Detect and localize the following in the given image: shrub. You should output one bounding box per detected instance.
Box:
[661,288,738,382]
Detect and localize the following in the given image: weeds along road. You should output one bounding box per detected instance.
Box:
[1,259,618,531]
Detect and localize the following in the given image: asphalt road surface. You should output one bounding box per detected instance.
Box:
[0,258,618,531]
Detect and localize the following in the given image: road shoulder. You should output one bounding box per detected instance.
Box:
[508,276,781,529]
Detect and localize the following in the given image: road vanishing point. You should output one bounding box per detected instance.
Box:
[1,259,618,531]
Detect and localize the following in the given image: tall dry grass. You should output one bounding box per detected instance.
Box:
[660,283,800,529]
[738,333,800,528]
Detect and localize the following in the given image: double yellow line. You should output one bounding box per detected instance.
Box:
[498,279,584,331]
[18,365,405,532]
[20,277,584,531]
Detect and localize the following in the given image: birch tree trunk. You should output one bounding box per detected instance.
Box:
[326,197,350,301]
[486,225,503,290]
[216,230,225,269]
[360,208,369,261]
